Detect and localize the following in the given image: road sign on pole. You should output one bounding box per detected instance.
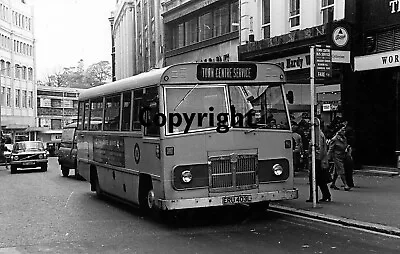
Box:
[315,45,332,79]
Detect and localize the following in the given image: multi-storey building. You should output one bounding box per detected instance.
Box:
[35,86,84,144]
[110,0,164,80]
[0,0,36,141]
[238,0,357,128]
[162,0,240,65]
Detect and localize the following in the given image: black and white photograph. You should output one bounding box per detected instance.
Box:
[0,0,400,253]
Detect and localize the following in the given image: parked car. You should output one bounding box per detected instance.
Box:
[58,123,81,179]
[10,141,48,174]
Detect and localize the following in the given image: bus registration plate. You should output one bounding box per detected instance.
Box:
[222,195,252,205]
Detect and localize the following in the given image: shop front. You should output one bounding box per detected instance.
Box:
[351,0,400,167]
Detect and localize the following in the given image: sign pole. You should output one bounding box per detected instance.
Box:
[310,45,317,208]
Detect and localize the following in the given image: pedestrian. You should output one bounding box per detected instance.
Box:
[0,138,10,170]
[306,118,332,202]
[344,125,355,188]
[292,124,304,172]
[328,126,351,191]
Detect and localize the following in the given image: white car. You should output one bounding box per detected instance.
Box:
[4,144,12,163]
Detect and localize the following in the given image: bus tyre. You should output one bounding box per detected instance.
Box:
[94,176,103,198]
[11,165,17,174]
[61,167,69,177]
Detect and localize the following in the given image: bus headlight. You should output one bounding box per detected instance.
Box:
[13,156,19,161]
[272,164,283,176]
[39,154,44,159]
[181,170,192,183]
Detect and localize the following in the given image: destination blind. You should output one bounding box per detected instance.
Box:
[197,63,257,81]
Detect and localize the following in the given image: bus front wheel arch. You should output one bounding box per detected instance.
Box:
[90,165,101,195]
[139,174,155,213]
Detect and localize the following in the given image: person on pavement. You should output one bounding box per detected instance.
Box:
[328,126,351,191]
[306,118,332,203]
[0,138,11,170]
[292,123,304,172]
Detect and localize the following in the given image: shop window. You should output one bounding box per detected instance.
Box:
[321,0,334,24]
[51,119,62,130]
[289,0,300,30]
[262,0,271,39]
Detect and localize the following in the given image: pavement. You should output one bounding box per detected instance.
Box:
[270,168,400,236]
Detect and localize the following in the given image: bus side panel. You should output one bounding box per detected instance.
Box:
[76,131,91,181]
[124,137,161,204]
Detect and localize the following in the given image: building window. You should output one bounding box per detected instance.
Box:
[184,19,197,46]
[1,87,4,106]
[15,64,20,78]
[6,62,10,76]
[22,66,26,79]
[6,88,10,106]
[321,0,334,24]
[51,119,62,130]
[0,60,4,75]
[22,90,26,107]
[289,0,300,29]
[213,4,229,37]
[231,0,239,32]
[199,12,213,41]
[15,89,20,107]
[28,91,32,108]
[262,0,271,39]
[28,68,33,80]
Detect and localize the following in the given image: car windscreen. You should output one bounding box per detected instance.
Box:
[14,142,45,152]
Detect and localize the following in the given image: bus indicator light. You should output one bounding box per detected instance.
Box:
[166,146,174,156]
[285,140,291,149]
[156,144,160,159]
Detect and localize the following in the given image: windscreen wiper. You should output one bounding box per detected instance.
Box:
[173,84,199,111]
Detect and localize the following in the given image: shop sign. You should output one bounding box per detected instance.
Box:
[270,53,311,72]
[332,27,349,48]
[389,0,400,13]
[354,49,400,71]
[332,50,350,63]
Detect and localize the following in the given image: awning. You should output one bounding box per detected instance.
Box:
[25,127,48,132]
[2,124,29,130]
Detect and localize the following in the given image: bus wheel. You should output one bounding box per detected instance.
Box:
[94,177,102,198]
[61,167,69,177]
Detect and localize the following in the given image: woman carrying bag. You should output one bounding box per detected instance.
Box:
[306,118,332,203]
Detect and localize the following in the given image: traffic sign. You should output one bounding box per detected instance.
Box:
[314,45,332,79]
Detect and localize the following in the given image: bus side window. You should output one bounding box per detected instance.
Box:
[143,86,159,137]
[104,94,121,131]
[121,91,132,131]
[77,101,84,130]
[83,101,90,131]
[132,89,143,131]
[90,98,104,131]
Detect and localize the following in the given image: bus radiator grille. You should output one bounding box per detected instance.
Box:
[209,154,258,192]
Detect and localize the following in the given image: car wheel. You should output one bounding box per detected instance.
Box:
[11,165,17,174]
[41,163,48,172]
[61,167,69,177]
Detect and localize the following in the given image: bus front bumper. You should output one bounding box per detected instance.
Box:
[157,189,298,210]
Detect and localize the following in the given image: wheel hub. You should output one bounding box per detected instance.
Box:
[147,190,155,209]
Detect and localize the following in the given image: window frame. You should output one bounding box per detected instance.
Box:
[261,0,271,39]
[321,0,334,24]
[289,0,300,30]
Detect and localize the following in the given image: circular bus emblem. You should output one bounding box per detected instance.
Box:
[332,27,349,47]
[134,143,140,164]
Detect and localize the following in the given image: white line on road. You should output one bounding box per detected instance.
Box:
[65,191,74,208]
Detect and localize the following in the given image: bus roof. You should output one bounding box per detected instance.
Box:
[79,62,285,101]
